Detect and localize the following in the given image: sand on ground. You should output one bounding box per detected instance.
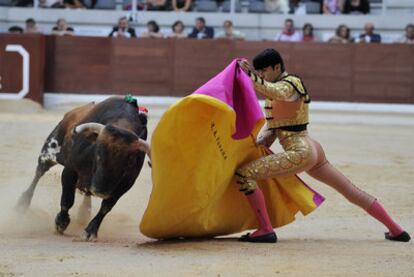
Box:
[0,99,413,277]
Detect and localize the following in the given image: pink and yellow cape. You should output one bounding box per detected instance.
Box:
[140,60,324,239]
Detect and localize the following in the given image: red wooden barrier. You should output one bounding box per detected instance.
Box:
[0,34,45,104]
[1,35,413,105]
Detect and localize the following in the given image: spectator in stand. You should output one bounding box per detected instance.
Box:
[394,24,414,44]
[172,0,192,11]
[14,0,68,6]
[168,20,187,39]
[188,17,214,39]
[141,20,164,38]
[8,26,24,34]
[274,18,301,42]
[357,22,381,43]
[39,0,65,8]
[146,0,170,10]
[342,0,369,14]
[265,0,288,13]
[109,17,136,38]
[216,20,245,40]
[25,18,41,33]
[301,23,315,42]
[51,18,74,36]
[123,0,145,10]
[323,0,342,14]
[13,0,31,6]
[62,0,86,8]
[288,0,309,14]
[289,0,298,13]
[328,24,353,43]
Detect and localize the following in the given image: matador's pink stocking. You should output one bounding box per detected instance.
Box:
[245,188,274,237]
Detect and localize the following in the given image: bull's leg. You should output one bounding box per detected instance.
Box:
[55,167,78,234]
[76,194,92,226]
[81,196,120,241]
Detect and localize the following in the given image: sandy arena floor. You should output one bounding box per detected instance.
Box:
[0,99,413,277]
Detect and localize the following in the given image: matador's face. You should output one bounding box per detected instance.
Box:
[256,64,281,83]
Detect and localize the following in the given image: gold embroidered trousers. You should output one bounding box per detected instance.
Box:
[236,130,375,209]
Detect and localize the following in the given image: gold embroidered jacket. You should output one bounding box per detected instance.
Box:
[249,71,310,129]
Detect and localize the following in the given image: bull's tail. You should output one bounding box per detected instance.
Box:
[16,161,56,212]
[17,126,63,212]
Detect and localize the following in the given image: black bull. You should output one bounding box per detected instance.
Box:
[17,97,151,241]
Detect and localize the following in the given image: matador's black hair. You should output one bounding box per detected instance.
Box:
[253,48,285,72]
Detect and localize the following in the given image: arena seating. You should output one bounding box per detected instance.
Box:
[0,2,412,42]
[0,0,12,6]
[0,0,413,13]
[195,0,219,12]
[86,0,117,10]
[247,1,267,13]
[221,0,242,13]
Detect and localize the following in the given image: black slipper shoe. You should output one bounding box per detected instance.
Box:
[385,231,411,242]
[238,232,277,243]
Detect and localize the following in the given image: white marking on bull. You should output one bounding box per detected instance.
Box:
[39,138,61,163]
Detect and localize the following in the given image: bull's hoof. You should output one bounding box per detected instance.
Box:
[73,231,98,242]
[55,212,70,234]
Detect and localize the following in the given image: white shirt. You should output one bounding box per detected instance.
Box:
[274,31,302,42]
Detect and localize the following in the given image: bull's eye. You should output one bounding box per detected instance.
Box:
[51,142,57,148]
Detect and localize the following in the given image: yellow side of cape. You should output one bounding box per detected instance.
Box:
[140,95,320,239]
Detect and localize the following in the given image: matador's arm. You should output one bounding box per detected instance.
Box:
[248,71,296,101]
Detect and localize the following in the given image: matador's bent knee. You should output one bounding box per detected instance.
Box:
[235,168,258,194]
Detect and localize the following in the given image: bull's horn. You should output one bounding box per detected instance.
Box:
[74,123,105,134]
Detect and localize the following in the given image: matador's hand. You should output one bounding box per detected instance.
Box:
[238,59,253,75]
[256,129,277,148]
